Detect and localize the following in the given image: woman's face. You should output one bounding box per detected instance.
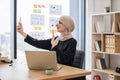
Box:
[56,21,67,33]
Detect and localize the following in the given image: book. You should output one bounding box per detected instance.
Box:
[95,56,102,69]
[100,58,107,69]
[95,57,107,70]
[118,20,120,32]
[95,21,105,33]
[98,40,101,51]
[95,40,101,51]
[109,74,115,80]
[111,21,115,32]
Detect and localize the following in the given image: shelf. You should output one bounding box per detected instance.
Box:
[103,32,120,35]
[92,32,120,35]
[92,32,102,35]
[92,51,120,55]
[91,11,120,16]
[93,69,120,77]
[114,33,120,35]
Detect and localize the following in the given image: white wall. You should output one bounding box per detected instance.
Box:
[111,0,120,11]
[17,0,70,51]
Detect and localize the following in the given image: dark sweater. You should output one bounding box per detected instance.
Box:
[24,35,77,66]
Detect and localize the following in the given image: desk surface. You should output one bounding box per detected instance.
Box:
[0,53,91,80]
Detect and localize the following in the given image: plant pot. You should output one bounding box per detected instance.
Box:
[104,7,110,13]
[45,67,53,75]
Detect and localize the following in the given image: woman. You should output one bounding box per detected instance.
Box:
[17,16,77,66]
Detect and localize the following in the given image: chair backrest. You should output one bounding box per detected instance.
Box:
[72,50,85,68]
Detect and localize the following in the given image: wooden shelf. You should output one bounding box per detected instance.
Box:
[92,32,120,35]
[103,32,120,35]
[93,69,120,77]
[91,11,120,16]
[92,51,120,55]
[114,33,120,35]
[92,32,102,35]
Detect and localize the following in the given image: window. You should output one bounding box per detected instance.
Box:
[0,0,10,58]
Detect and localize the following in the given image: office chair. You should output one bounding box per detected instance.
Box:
[68,50,85,80]
[72,50,85,68]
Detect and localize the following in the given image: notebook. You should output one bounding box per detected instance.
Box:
[25,51,62,71]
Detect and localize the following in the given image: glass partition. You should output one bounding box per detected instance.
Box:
[0,0,11,60]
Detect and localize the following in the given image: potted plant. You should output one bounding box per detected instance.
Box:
[45,67,53,75]
[104,6,110,12]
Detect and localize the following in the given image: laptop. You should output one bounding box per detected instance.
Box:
[25,51,62,71]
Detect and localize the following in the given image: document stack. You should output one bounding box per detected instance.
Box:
[105,34,120,53]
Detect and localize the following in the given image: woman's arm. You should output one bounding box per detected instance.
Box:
[24,35,52,50]
[17,19,52,50]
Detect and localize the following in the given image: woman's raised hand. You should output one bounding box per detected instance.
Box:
[17,17,23,33]
[17,17,27,38]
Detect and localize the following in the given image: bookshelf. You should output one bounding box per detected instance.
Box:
[91,12,120,80]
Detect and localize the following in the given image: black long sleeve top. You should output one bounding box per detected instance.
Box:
[24,35,77,66]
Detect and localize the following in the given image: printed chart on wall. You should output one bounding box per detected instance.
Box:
[30,3,46,40]
[17,0,70,40]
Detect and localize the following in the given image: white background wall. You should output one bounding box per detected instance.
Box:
[111,0,120,11]
[17,0,70,51]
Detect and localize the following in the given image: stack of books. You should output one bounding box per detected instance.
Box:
[105,34,120,53]
[95,57,107,70]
